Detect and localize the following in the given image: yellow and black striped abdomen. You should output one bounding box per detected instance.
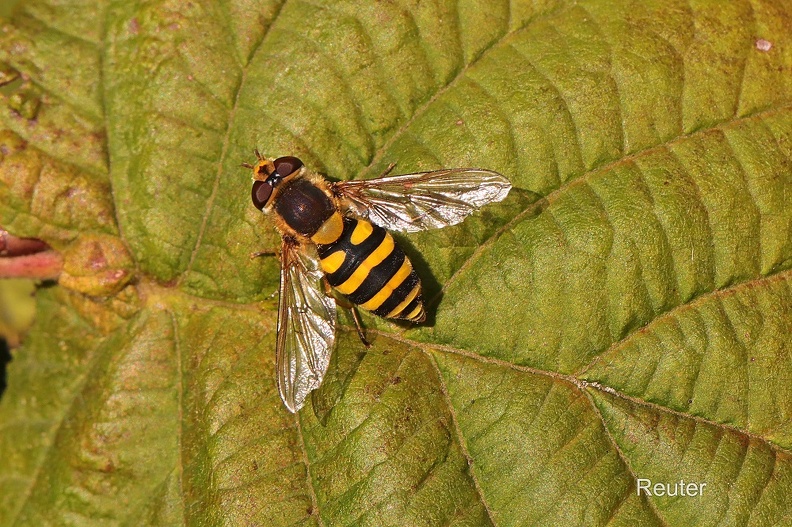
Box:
[314,215,425,323]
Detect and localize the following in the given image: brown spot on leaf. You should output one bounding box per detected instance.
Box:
[89,243,108,270]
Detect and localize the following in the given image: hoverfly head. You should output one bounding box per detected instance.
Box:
[249,155,305,211]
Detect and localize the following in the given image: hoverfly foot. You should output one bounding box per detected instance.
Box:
[349,305,371,348]
[359,333,372,349]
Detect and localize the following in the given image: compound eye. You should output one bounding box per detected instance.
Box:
[273,156,304,178]
[251,180,273,210]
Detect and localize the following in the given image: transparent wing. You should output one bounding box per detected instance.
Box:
[276,240,337,413]
[334,168,512,232]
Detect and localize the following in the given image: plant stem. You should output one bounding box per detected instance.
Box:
[0,251,62,280]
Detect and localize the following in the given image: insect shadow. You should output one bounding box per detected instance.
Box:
[390,234,442,327]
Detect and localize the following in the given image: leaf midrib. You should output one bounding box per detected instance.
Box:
[368,320,792,479]
[576,268,792,378]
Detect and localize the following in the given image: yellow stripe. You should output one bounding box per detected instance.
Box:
[335,234,395,295]
[320,250,346,274]
[360,257,413,311]
[405,304,424,321]
[311,211,344,245]
[385,281,421,317]
[350,219,373,245]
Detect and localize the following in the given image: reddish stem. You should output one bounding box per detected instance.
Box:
[0,230,51,257]
[0,251,63,280]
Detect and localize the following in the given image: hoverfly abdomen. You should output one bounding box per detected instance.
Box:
[316,216,425,322]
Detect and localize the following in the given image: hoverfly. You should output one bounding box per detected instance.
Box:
[247,152,511,412]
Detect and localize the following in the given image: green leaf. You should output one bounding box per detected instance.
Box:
[0,279,35,347]
[1,0,791,525]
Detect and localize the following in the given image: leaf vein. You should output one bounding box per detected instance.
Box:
[357,2,558,178]
[436,104,792,322]
[578,268,792,381]
[7,338,109,525]
[580,387,672,527]
[181,7,278,281]
[295,413,325,527]
[424,349,499,526]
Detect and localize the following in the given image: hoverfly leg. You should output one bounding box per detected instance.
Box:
[377,162,397,179]
[328,281,371,348]
[249,250,277,260]
[349,306,372,348]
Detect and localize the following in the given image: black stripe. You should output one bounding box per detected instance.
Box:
[318,217,386,287]
[346,244,405,304]
[372,269,421,317]
[396,295,423,320]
